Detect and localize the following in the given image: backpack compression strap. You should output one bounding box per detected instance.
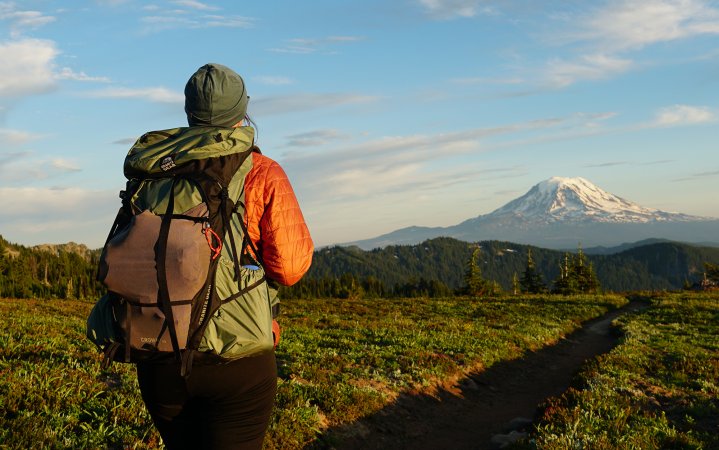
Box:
[156,177,182,362]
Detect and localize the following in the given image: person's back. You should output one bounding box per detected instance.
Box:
[133,63,313,450]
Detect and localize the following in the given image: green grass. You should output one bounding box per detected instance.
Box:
[0,299,160,449]
[0,294,628,449]
[514,292,719,450]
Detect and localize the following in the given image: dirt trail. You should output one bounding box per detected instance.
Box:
[313,301,646,450]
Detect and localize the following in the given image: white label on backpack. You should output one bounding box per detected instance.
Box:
[160,156,176,171]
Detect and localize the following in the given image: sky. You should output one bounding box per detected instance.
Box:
[0,0,717,248]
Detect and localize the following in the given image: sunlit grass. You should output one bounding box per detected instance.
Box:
[0,299,160,449]
[514,292,719,450]
[0,294,628,449]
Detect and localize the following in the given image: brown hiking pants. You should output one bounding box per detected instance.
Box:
[137,352,277,450]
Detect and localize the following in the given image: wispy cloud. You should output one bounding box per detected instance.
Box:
[642,159,675,165]
[537,0,719,88]
[55,67,111,83]
[285,129,349,147]
[141,15,194,28]
[95,0,131,6]
[450,76,524,85]
[653,104,715,126]
[585,158,676,168]
[86,86,184,104]
[574,0,719,53]
[0,38,107,101]
[584,161,629,168]
[251,93,379,116]
[0,39,58,97]
[0,187,108,215]
[51,159,81,172]
[141,13,253,32]
[253,76,294,86]
[0,128,43,145]
[282,114,591,201]
[0,150,30,167]
[200,15,254,28]
[0,186,118,246]
[0,151,85,182]
[417,0,496,20]
[171,0,219,11]
[545,54,633,87]
[269,36,364,54]
[674,169,719,182]
[284,133,468,199]
[0,2,56,36]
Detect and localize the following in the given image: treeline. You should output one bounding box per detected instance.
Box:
[3,233,718,301]
[280,273,454,299]
[280,237,719,299]
[281,243,603,299]
[0,235,103,300]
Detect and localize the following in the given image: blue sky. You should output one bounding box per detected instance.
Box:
[0,0,717,248]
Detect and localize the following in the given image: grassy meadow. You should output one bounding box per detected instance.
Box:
[514,292,719,450]
[1,293,715,449]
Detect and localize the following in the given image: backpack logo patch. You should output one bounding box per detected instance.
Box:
[160,156,176,171]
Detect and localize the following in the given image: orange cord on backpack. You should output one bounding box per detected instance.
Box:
[202,226,222,260]
[272,320,281,348]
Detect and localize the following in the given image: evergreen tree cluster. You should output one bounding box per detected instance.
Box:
[704,262,719,283]
[462,245,602,297]
[698,262,719,290]
[0,235,103,300]
[551,248,601,294]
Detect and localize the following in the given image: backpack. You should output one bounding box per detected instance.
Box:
[87,126,277,375]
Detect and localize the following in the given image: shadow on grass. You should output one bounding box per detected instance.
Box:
[306,301,648,450]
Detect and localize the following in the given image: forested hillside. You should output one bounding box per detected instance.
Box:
[284,238,719,298]
[2,234,717,301]
[0,235,103,299]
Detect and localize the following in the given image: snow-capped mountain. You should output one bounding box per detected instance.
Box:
[478,177,699,224]
[344,177,718,250]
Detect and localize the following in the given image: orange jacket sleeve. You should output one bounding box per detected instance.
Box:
[244,153,313,286]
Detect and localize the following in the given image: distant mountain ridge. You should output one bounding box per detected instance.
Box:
[32,242,95,262]
[344,177,718,250]
[308,237,719,292]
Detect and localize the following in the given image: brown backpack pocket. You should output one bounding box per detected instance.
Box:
[113,297,192,352]
[99,204,211,354]
[101,205,210,303]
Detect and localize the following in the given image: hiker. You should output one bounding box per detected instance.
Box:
[133,64,313,449]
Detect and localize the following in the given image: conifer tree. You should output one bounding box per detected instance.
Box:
[553,254,569,294]
[463,247,502,297]
[464,247,483,296]
[705,262,719,283]
[65,278,75,299]
[338,273,364,299]
[572,246,600,293]
[520,248,547,294]
[551,246,600,294]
